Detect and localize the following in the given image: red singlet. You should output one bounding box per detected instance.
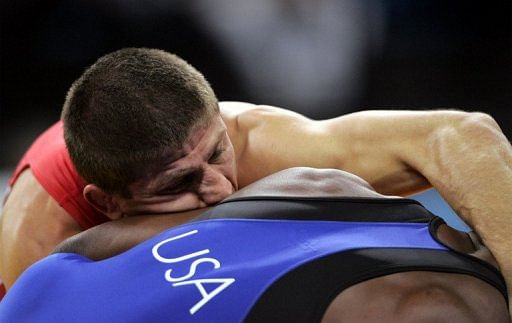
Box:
[8,121,110,229]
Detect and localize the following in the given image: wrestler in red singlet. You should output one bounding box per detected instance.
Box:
[8,121,109,229]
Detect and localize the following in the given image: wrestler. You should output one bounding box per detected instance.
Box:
[0,168,509,322]
[1,48,510,294]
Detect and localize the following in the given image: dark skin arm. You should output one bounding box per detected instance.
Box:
[53,208,206,261]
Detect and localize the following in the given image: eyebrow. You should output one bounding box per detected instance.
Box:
[148,126,227,192]
[148,139,222,193]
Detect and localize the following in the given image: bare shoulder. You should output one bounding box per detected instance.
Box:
[1,169,77,230]
[219,101,260,120]
[1,169,82,244]
[0,169,81,288]
[220,101,310,124]
[219,102,335,186]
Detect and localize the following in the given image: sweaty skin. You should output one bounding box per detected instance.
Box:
[54,167,510,322]
[1,102,510,295]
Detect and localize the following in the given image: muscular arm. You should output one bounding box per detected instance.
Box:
[222,102,477,195]
[53,208,206,261]
[407,114,512,312]
[0,169,82,289]
[225,102,512,307]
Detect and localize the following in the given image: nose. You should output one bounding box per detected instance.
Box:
[197,166,234,205]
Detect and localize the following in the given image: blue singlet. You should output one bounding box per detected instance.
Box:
[0,197,506,322]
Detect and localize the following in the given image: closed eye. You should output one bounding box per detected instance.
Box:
[209,148,225,163]
[158,173,199,195]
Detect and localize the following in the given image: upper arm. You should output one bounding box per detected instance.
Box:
[223,103,470,194]
[222,102,336,187]
[318,110,476,195]
[0,169,81,289]
[52,217,162,261]
[53,208,206,261]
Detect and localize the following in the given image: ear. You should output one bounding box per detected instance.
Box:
[83,184,124,220]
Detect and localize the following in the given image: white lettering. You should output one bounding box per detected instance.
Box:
[165,257,221,283]
[152,229,209,263]
[152,229,235,315]
[173,278,236,314]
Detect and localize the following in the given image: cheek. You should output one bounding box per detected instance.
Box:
[164,194,206,212]
[222,150,238,180]
[217,159,237,187]
[133,194,205,214]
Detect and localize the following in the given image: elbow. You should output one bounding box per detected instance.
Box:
[459,112,502,134]
[424,111,509,178]
[441,112,506,146]
[460,112,511,150]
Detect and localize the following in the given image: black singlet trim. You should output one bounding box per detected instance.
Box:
[244,248,509,323]
[196,196,434,223]
[195,197,507,320]
[219,195,424,205]
[427,216,506,291]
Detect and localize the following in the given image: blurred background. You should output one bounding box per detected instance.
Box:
[1,1,511,229]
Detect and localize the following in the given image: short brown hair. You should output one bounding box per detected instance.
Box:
[62,48,219,196]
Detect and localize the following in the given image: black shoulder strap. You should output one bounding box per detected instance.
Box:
[196,196,434,223]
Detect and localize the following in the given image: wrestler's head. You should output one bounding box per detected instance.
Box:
[62,48,237,219]
[226,167,386,200]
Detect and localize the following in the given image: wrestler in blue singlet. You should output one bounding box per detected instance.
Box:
[0,197,506,322]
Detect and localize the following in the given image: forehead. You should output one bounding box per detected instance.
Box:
[181,115,226,154]
[129,116,227,193]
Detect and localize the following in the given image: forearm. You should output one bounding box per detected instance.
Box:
[407,113,512,309]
